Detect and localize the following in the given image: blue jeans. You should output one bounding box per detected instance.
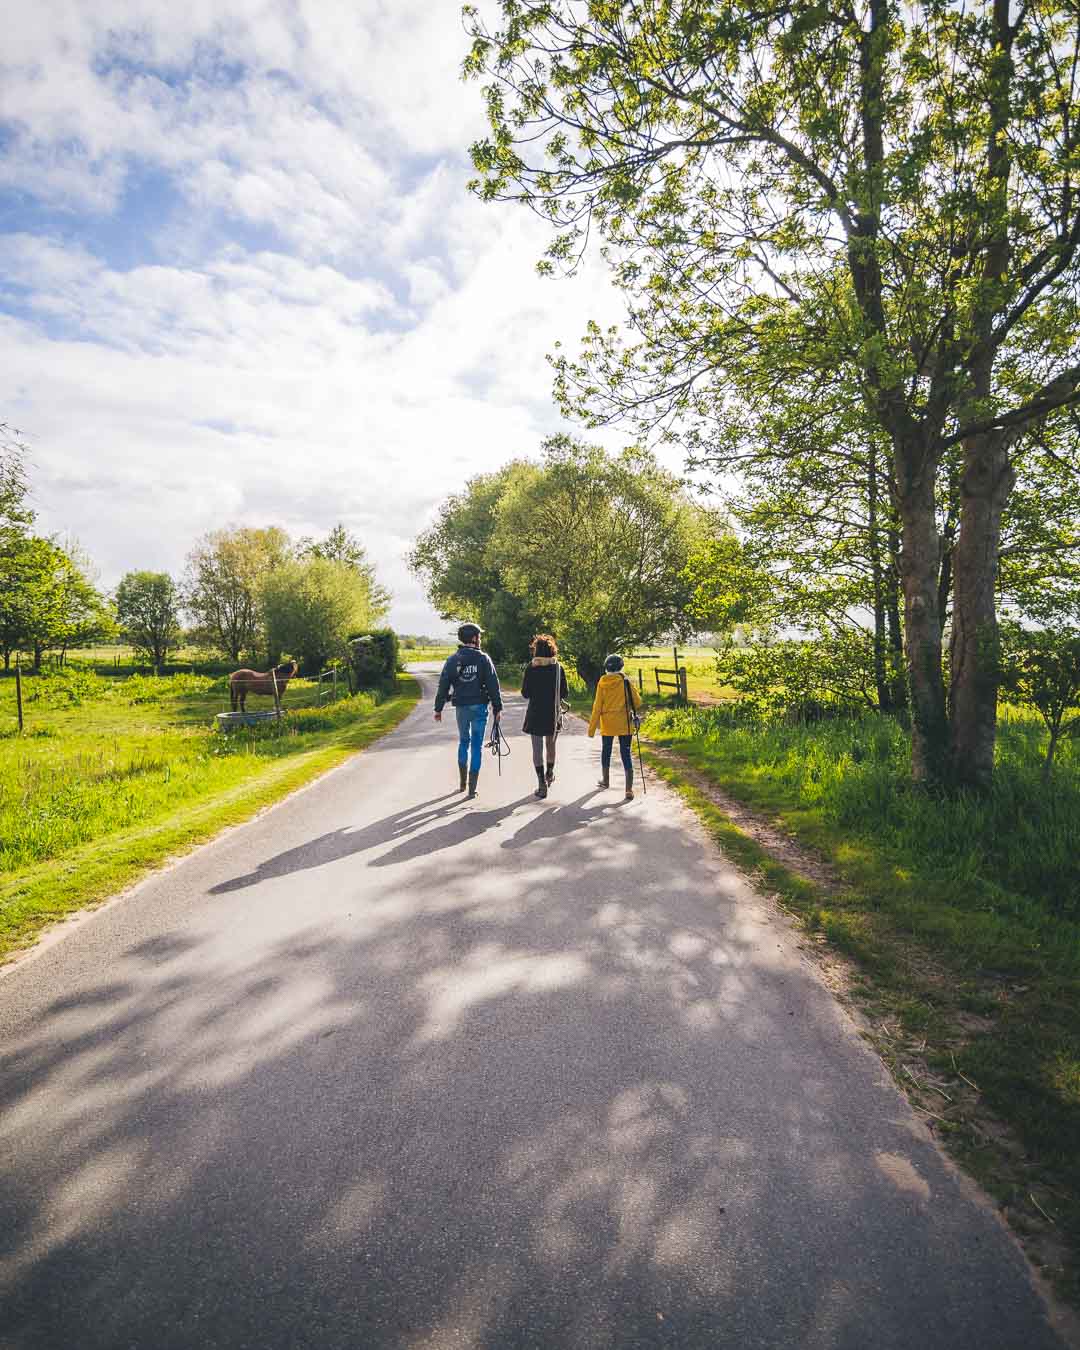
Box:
[455,704,489,775]
[601,734,633,774]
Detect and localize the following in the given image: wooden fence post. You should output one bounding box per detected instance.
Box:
[15,655,24,733]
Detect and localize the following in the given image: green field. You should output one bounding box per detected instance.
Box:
[646,702,1080,1302]
[616,646,736,702]
[400,644,455,663]
[0,664,419,961]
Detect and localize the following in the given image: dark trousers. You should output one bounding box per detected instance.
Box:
[601,734,633,774]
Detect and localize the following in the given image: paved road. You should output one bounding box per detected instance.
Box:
[0,668,1065,1349]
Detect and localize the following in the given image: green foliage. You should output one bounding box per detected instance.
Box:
[298,524,392,615]
[715,631,881,720]
[0,535,110,670]
[183,525,291,662]
[408,460,543,663]
[999,435,1080,626]
[496,437,716,682]
[21,666,112,708]
[346,627,399,690]
[411,438,717,681]
[681,530,774,634]
[0,423,31,535]
[1001,624,1080,780]
[464,1,1080,785]
[115,571,181,671]
[260,556,382,674]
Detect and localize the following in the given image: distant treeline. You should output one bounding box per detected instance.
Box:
[0,427,390,676]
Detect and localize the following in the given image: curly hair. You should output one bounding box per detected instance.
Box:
[529,632,558,658]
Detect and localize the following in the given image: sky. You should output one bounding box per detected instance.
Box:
[0,1,633,636]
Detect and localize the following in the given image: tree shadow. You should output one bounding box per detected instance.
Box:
[0,798,1061,1350]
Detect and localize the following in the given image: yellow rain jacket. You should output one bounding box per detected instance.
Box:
[587,672,642,737]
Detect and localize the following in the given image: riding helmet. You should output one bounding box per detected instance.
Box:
[458,622,484,644]
[604,653,624,672]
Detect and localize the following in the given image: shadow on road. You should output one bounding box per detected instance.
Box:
[0,692,1060,1349]
[208,792,544,893]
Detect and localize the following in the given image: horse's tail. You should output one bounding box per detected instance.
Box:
[229,677,237,712]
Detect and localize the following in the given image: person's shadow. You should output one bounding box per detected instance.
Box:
[210,793,459,893]
[208,792,534,893]
[499,789,614,852]
[370,795,533,867]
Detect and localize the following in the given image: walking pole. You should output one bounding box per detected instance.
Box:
[624,674,646,795]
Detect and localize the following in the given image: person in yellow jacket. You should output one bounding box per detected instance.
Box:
[587,653,642,799]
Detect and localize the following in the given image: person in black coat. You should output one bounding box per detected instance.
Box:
[520,633,570,799]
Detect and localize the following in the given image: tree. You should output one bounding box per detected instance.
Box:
[1001,624,1080,782]
[49,565,116,664]
[115,572,181,672]
[0,424,31,537]
[490,437,712,685]
[408,461,544,663]
[0,536,62,670]
[260,557,386,674]
[183,526,291,663]
[411,440,716,680]
[466,1,1080,790]
[297,524,393,617]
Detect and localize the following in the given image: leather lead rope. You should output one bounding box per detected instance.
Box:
[486,716,511,774]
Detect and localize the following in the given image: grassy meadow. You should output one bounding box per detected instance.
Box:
[616,645,736,703]
[399,644,456,663]
[646,702,1080,1301]
[0,663,419,960]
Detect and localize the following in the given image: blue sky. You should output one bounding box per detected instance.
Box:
[0,2,627,634]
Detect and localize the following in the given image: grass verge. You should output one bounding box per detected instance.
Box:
[642,711,1080,1310]
[0,673,419,963]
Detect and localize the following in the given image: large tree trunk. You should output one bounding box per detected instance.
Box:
[946,0,1015,790]
[867,446,891,712]
[576,656,605,690]
[886,523,906,712]
[947,432,1015,790]
[896,449,948,783]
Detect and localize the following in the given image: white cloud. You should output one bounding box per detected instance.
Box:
[0,2,642,634]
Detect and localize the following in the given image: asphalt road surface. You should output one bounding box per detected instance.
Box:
[0,667,1067,1349]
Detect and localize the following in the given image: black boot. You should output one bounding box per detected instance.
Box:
[624,767,634,801]
[467,771,479,799]
[458,761,468,792]
[535,766,548,799]
[597,766,610,789]
[545,759,555,786]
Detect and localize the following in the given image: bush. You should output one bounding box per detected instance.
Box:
[20,667,111,708]
[346,628,399,691]
[715,630,880,720]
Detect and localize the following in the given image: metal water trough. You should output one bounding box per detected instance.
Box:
[215,709,283,730]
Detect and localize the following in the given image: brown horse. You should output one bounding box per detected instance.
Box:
[229,661,298,712]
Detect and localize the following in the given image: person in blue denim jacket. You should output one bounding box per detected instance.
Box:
[434,623,503,799]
